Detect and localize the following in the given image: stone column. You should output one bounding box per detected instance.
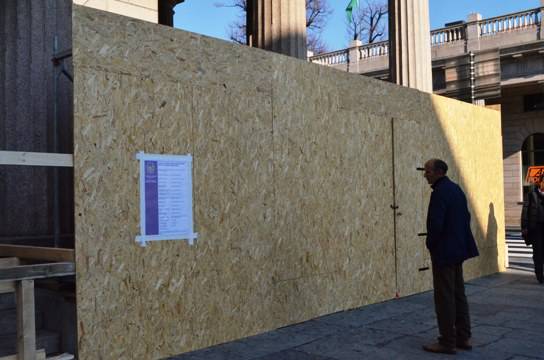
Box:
[540,0,544,40]
[348,39,362,73]
[247,0,307,60]
[466,13,482,52]
[388,0,433,92]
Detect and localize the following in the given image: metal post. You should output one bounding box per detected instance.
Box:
[51,38,73,249]
[53,36,60,248]
[470,52,475,104]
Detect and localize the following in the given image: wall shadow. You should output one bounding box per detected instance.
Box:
[487,202,498,245]
[430,95,506,279]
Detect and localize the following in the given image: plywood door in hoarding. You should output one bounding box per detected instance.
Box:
[392,117,433,297]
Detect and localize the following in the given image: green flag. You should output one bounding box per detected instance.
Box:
[345,0,359,23]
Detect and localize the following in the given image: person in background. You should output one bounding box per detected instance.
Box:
[521,174,544,284]
[422,159,479,355]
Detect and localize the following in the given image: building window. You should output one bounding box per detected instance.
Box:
[522,133,544,197]
[524,93,544,112]
[432,68,446,91]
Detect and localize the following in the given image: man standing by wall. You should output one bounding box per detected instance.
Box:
[521,174,544,284]
[422,159,480,354]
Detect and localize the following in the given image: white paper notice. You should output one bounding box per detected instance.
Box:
[158,161,189,235]
[136,152,197,246]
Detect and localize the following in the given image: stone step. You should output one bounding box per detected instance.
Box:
[509,253,533,258]
[507,245,530,250]
[0,330,59,357]
[510,257,534,265]
[508,243,531,247]
[506,231,533,261]
[506,238,525,243]
[507,244,532,250]
[507,243,527,248]
[508,251,533,256]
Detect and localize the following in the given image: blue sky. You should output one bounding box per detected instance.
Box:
[174,0,541,52]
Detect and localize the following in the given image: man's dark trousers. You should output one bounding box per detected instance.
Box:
[432,261,471,348]
[533,231,544,282]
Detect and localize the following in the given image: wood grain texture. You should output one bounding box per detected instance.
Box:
[0,151,73,167]
[16,280,35,360]
[0,263,75,281]
[72,5,505,358]
[0,244,74,262]
[0,258,19,294]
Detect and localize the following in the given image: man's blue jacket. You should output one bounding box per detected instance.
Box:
[426,176,479,266]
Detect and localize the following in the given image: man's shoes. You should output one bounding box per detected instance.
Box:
[422,342,456,355]
[456,339,473,351]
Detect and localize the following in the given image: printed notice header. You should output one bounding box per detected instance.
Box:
[136,152,197,247]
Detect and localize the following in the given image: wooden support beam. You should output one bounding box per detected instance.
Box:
[0,245,74,262]
[0,282,16,294]
[0,258,20,267]
[16,280,36,360]
[46,354,74,360]
[0,262,75,282]
[0,258,19,294]
[0,151,73,167]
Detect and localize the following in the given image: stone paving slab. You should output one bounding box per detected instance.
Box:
[298,341,403,360]
[483,338,544,359]
[257,350,336,360]
[167,269,544,360]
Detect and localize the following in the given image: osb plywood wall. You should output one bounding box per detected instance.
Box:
[73,5,505,359]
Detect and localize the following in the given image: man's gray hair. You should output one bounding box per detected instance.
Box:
[430,159,448,174]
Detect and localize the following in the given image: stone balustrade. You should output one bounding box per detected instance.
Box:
[479,8,541,36]
[431,25,465,46]
[310,48,349,65]
[309,6,543,72]
[359,41,389,59]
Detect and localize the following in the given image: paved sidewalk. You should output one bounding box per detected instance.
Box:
[168,268,544,360]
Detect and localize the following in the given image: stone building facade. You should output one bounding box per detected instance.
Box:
[0,0,185,248]
[72,0,159,22]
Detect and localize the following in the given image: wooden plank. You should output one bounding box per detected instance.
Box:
[16,280,36,360]
[0,151,73,167]
[0,263,75,282]
[0,258,20,267]
[0,282,15,294]
[0,258,18,293]
[0,349,46,360]
[46,354,74,360]
[0,245,74,262]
